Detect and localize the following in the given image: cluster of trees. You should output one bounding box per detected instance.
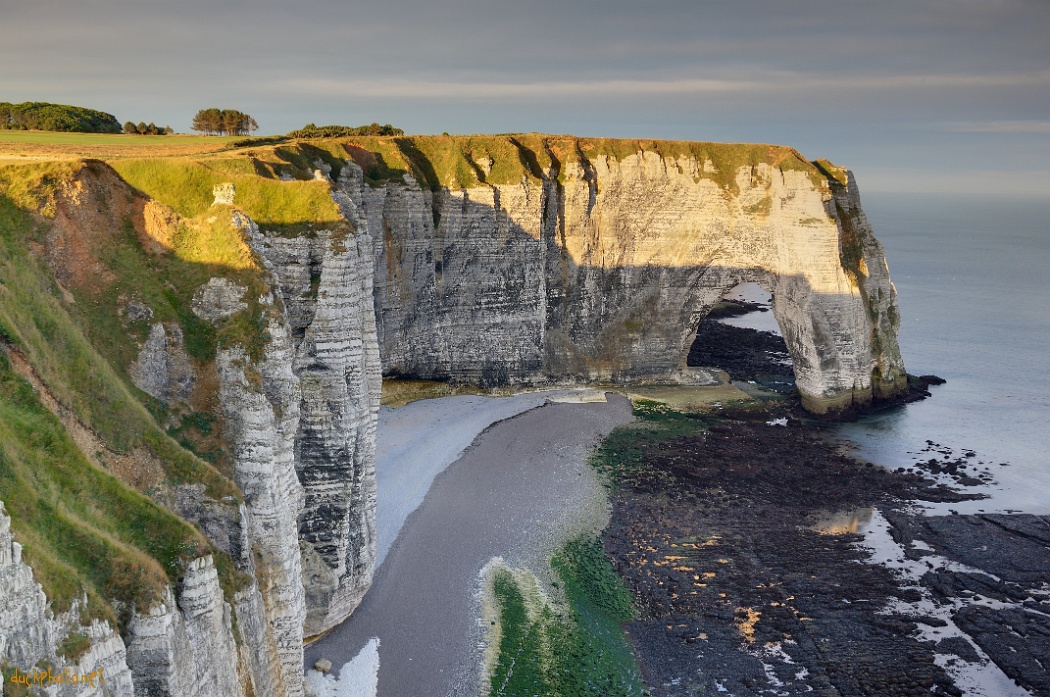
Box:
[0,102,408,141]
[287,122,404,138]
[123,121,173,136]
[191,108,258,136]
[0,102,121,133]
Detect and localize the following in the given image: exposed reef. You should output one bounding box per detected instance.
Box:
[602,413,1048,697]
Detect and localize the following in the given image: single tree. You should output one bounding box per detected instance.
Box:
[123,121,137,134]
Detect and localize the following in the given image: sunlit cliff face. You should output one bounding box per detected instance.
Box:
[356,144,905,416]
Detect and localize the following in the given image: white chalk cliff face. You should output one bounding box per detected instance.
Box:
[341,144,906,415]
[0,137,908,697]
[0,502,136,697]
[0,167,379,697]
[241,208,380,638]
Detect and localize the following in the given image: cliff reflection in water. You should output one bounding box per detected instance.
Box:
[809,507,875,535]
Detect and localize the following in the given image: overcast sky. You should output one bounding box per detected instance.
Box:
[3,0,1048,194]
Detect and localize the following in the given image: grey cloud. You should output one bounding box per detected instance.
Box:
[1,0,1048,193]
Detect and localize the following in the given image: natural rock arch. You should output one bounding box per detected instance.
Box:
[337,137,907,415]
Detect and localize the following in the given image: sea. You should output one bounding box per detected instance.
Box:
[726,192,1050,515]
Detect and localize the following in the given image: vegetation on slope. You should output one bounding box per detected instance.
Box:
[0,350,243,628]
[0,162,245,482]
[0,102,122,134]
[0,161,252,627]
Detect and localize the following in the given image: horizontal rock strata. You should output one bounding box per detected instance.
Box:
[340,142,906,415]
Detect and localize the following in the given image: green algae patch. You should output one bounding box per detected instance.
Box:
[483,537,645,697]
[590,400,708,487]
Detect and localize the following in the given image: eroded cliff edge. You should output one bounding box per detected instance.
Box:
[0,134,905,696]
[0,158,378,695]
[339,135,906,416]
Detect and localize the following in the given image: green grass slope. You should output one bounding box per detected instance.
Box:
[0,160,256,627]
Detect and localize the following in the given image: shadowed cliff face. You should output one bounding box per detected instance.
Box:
[339,140,906,416]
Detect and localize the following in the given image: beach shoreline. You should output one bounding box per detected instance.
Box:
[305,392,635,696]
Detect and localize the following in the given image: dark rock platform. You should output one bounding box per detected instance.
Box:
[603,419,1049,696]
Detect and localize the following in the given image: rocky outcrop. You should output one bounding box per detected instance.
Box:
[0,502,136,696]
[240,204,381,637]
[340,140,906,415]
[125,557,243,697]
[129,322,197,403]
[191,278,249,322]
[216,329,307,697]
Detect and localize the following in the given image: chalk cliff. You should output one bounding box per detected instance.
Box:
[0,133,906,697]
[0,158,378,696]
[340,136,907,415]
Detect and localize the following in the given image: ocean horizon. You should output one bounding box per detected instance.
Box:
[832,189,1050,514]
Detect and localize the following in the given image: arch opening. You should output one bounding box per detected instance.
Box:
[687,282,797,396]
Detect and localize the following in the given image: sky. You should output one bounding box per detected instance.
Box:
[2,0,1048,195]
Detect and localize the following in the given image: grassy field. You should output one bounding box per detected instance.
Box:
[0,130,250,160]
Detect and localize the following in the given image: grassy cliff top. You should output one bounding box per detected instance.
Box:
[304,133,834,191]
[0,131,842,194]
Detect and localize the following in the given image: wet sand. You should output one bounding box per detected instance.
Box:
[305,393,634,696]
[371,389,607,567]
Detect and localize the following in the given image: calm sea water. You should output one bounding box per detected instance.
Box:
[720,193,1049,513]
[833,192,1050,514]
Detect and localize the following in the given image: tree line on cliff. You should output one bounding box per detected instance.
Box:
[287,123,404,138]
[2,100,406,140]
[0,102,122,133]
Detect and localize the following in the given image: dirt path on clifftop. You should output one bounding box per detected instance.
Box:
[305,393,635,697]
